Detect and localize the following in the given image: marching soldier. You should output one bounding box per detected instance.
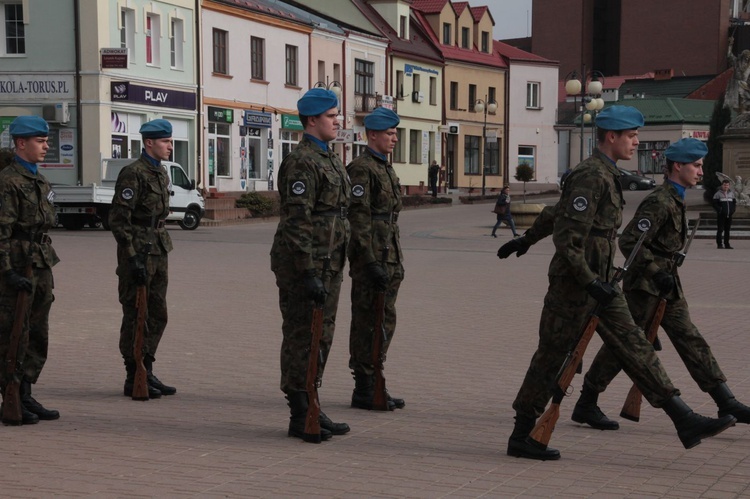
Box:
[271,88,351,442]
[110,119,176,400]
[0,115,60,424]
[347,107,405,411]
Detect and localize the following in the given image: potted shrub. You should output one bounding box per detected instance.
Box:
[511,163,545,228]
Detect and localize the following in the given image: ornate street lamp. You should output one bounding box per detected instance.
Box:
[314,77,343,108]
[565,70,605,163]
[475,96,498,197]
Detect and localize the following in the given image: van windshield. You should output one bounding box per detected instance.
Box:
[170,165,191,189]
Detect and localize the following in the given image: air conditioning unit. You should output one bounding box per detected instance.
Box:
[412,91,424,103]
[42,102,70,124]
[447,122,459,134]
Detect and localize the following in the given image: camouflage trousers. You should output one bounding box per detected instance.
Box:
[512,276,678,419]
[117,253,169,363]
[348,262,404,375]
[275,266,343,394]
[0,267,54,386]
[585,289,726,394]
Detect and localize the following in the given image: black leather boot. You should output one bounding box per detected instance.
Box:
[286,391,331,443]
[351,372,396,411]
[663,395,736,449]
[709,383,750,424]
[123,361,161,399]
[507,414,560,460]
[319,411,350,435]
[144,357,176,395]
[21,379,59,420]
[0,384,39,425]
[571,382,619,430]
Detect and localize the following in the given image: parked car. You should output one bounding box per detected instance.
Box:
[618,168,656,191]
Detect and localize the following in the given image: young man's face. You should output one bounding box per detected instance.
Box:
[673,159,704,188]
[722,181,731,192]
[146,138,173,161]
[609,130,640,161]
[15,136,49,164]
[308,108,340,143]
[368,128,398,156]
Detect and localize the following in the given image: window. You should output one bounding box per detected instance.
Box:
[2,3,24,55]
[450,81,458,110]
[281,130,301,161]
[464,136,480,174]
[481,31,489,53]
[461,27,470,48]
[317,60,325,84]
[355,58,374,95]
[442,23,451,45]
[396,70,404,98]
[146,13,160,66]
[208,122,231,180]
[170,18,184,69]
[518,145,536,179]
[333,63,341,82]
[469,84,476,111]
[429,76,437,105]
[251,37,265,80]
[526,82,541,109]
[413,73,420,93]
[488,87,497,109]
[399,15,407,38]
[393,128,404,163]
[409,130,420,163]
[213,28,228,74]
[285,45,298,86]
[120,8,135,58]
[485,140,499,174]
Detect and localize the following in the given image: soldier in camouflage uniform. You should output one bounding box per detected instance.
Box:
[271,88,351,442]
[109,119,176,400]
[347,107,405,412]
[0,116,60,425]
[504,106,736,461]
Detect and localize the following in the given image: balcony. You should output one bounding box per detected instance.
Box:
[354,93,377,113]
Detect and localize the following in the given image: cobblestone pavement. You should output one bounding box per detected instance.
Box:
[3,189,749,498]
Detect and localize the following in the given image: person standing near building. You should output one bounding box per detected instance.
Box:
[491,186,519,238]
[0,116,60,425]
[271,88,352,442]
[506,106,735,461]
[713,179,736,249]
[428,160,439,197]
[347,107,405,412]
[109,119,177,400]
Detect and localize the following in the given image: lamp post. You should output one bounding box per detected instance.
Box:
[475,96,498,197]
[565,70,605,163]
[314,77,343,108]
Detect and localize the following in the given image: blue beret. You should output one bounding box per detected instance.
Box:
[140,119,173,139]
[595,105,644,131]
[9,116,49,138]
[297,88,338,117]
[664,138,708,163]
[364,107,400,131]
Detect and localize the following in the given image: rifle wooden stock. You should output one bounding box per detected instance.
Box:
[528,314,600,447]
[371,291,389,411]
[619,297,667,422]
[132,284,149,401]
[304,305,324,441]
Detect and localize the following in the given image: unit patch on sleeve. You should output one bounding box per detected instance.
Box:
[121,188,134,200]
[352,184,365,197]
[572,196,589,212]
[637,218,652,232]
[291,181,306,195]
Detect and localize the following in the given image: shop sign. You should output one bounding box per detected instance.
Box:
[281,114,303,130]
[243,110,272,128]
[208,106,234,123]
[110,81,196,110]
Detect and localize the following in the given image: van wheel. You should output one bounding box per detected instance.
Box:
[178,210,200,230]
[61,217,86,231]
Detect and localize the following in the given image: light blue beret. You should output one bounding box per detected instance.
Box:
[139,119,173,139]
[364,107,400,131]
[297,88,338,117]
[9,116,49,138]
[664,138,708,163]
[596,105,644,131]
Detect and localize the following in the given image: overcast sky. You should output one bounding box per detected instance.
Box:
[483,0,533,40]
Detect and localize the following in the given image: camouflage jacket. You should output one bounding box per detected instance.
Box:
[109,155,173,258]
[619,181,686,299]
[271,136,351,273]
[346,148,402,269]
[523,203,555,245]
[0,160,59,272]
[549,149,623,286]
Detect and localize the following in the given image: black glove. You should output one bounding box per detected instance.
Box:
[4,270,32,292]
[366,262,389,291]
[652,271,675,295]
[497,237,530,259]
[128,255,148,285]
[303,268,327,305]
[586,278,618,306]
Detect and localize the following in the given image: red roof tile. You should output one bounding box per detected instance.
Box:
[411,0,451,14]
[493,39,553,63]
[453,2,468,16]
[470,6,493,25]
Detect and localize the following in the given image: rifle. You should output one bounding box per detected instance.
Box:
[528,229,648,449]
[131,217,155,401]
[620,219,700,421]
[1,234,35,425]
[371,213,394,411]
[303,217,337,442]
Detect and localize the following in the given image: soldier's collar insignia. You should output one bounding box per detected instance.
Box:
[122,188,134,200]
[291,181,306,195]
[572,196,588,212]
[352,184,365,197]
[637,218,651,232]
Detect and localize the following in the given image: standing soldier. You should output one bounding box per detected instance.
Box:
[271,88,351,442]
[0,116,60,425]
[347,107,405,411]
[109,119,176,400]
[505,106,735,461]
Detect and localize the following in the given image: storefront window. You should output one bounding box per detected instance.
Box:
[209,122,230,177]
[280,130,301,161]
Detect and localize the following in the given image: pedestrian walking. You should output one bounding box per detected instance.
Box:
[491,186,519,238]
